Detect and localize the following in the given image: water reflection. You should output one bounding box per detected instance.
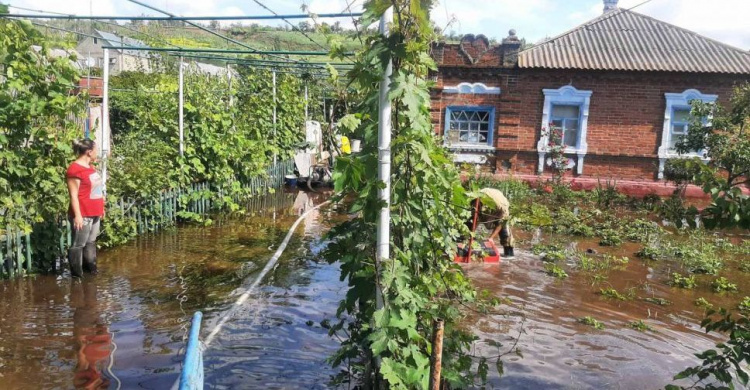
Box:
[71,280,114,389]
[0,191,339,389]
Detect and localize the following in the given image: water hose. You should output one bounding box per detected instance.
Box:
[170,198,331,389]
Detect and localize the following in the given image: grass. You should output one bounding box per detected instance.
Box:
[578,316,605,330]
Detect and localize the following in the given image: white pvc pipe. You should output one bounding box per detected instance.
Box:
[178,56,184,157]
[102,48,110,193]
[375,7,393,311]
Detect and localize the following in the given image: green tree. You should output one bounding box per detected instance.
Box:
[665,83,750,229]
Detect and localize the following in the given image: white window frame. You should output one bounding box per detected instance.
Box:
[444,106,496,151]
[658,89,717,179]
[537,86,592,175]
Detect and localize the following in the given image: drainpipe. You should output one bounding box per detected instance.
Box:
[375,7,393,312]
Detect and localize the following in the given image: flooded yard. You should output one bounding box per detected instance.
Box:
[0,190,746,389]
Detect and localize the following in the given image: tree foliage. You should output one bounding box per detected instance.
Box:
[666,309,750,390]
[665,83,750,229]
[324,1,497,388]
[1,19,325,270]
[0,20,86,250]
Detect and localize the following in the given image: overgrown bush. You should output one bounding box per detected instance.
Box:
[0,20,86,271]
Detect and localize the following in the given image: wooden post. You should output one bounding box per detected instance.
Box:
[429,319,445,390]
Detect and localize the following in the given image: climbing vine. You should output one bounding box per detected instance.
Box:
[325,1,497,387]
[0,19,86,267]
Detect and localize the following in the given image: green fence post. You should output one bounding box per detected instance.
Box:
[25,231,32,273]
[0,236,5,278]
[5,228,12,278]
[16,231,23,276]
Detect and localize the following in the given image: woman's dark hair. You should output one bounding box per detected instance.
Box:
[72,138,96,156]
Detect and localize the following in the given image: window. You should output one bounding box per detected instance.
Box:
[444,107,494,148]
[659,89,718,179]
[537,86,592,175]
[550,104,581,148]
[94,38,98,44]
[669,107,690,150]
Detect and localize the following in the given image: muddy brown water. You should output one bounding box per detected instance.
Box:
[466,234,749,389]
[0,191,747,389]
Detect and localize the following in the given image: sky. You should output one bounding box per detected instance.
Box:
[7,0,750,50]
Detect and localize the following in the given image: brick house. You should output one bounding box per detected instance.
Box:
[431,0,750,184]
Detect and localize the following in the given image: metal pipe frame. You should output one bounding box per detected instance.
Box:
[5,12,363,21]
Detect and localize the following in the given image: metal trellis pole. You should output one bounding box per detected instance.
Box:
[304,82,309,121]
[272,70,277,165]
[102,48,110,192]
[179,56,184,157]
[375,7,393,312]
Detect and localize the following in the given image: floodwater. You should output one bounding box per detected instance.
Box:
[0,190,344,389]
[0,191,746,389]
[465,235,749,389]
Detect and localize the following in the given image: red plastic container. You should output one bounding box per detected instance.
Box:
[454,240,501,263]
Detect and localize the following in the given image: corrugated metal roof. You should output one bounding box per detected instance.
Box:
[95,30,151,58]
[518,9,750,74]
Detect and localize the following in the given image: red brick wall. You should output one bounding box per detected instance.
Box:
[431,67,749,181]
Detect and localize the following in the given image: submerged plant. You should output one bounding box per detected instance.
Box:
[669,273,697,289]
[629,320,654,332]
[623,219,664,243]
[544,263,568,279]
[578,316,605,330]
[644,297,673,306]
[532,244,567,262]
[600,287,634,301]
[711,277,738,293]
[636,244,661,261]
[695,297,714,310]
[597,228,623,247]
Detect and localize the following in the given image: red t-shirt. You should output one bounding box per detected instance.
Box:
[67,163,105,217]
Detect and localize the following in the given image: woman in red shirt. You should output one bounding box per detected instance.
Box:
[66,139,105,278]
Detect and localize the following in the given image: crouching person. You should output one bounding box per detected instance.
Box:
[467,188,515,258]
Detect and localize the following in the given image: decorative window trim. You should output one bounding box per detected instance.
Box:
[443,82,500,95]
[658,89,717,179]
[537,86,592,175]
[444,106,496,150]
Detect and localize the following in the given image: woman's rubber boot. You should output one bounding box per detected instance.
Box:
[83,242,98,274]
[68,247,84,278]
[503,246,515,259]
